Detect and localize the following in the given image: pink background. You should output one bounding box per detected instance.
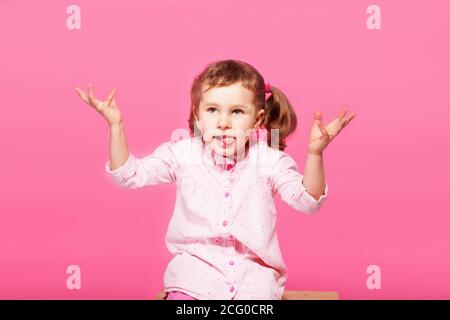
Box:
[1,0,449,299]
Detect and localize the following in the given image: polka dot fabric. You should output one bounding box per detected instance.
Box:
[105,136,328,299]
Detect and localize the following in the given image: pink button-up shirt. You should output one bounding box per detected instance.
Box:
[105,136,328,300]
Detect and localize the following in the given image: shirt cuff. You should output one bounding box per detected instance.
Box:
[301,179,329,207]
[105,153,136,177]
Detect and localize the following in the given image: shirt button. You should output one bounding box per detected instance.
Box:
[222,220,228,226]
[224,191,230,197]
[230,286,235,292]
[229,260,234,265]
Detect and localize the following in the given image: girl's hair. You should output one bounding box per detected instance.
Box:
[188,59,297,151]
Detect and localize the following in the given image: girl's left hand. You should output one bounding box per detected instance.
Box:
[307,107,356,155]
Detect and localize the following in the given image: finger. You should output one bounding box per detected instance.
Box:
[314,110,322,122]
[87,83,97,106]
[316,117,330,139]
[110,96,119,108]
[106,88,117,106]
[339,106,348,121]
[314,111,329,135]
[343,112,357,127]
[314,111,327,135]
[75,87,89,103]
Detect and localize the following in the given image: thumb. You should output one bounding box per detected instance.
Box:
[110,96,118,108]
[314,110,322,124]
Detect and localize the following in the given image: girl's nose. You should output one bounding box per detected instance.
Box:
[217,116,231,129]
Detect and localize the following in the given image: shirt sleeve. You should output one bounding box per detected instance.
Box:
[104,141,177,188]
[270,151,328,214]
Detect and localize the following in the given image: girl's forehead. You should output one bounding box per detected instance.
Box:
[200,82,254,105]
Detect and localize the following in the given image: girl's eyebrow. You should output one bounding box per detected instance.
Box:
[203,102,249,109]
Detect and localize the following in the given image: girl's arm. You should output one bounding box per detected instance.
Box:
[303,107,356,199]
[302,152,326,201]
[105,139,178,188]
[109,122,130,170]
[75,84,130,170]
[75,84,177,189]
[270,152,328,214]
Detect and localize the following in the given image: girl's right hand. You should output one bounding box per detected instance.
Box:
[76,83,123,127]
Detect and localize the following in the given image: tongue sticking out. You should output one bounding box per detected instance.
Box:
[222,137,234,146]
[216,136,235,147]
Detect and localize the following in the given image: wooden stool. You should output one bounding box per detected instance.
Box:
[155,290,339,300]
[281,290,339,300]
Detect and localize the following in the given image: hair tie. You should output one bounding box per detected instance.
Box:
[264,83,272,101]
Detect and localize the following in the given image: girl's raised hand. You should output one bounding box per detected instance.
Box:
[307,106,356,155]
[75,83,122,126]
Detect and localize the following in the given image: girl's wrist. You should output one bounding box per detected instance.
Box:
[109,121,124,131]
[307,151,323,158]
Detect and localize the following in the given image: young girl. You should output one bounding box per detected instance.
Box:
[75,59,356,300]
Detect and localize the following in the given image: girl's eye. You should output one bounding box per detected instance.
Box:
[206,107,243,114]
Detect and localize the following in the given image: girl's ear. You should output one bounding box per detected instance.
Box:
[253,109,265,129]
[193,105,199,121]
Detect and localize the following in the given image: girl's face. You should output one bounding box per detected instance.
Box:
[194,82,264,158]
